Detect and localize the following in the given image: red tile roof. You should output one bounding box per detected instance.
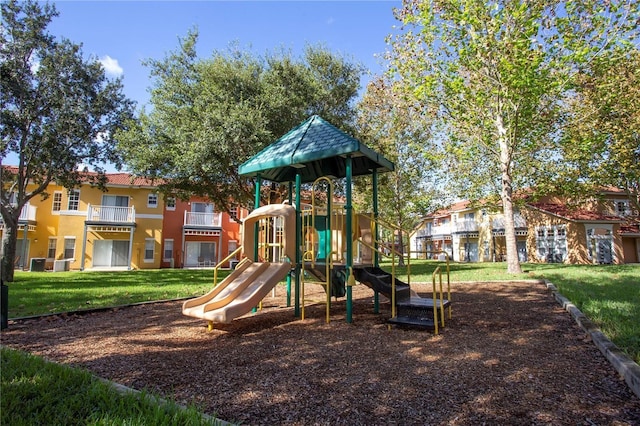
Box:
[2,165,157,188]
[620,222,640,236]
[527,202,623,222]
[104,173,157,187]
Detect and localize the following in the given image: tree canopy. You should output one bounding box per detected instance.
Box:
[356,75,439,262]
[387,0,639,273]
[560,46,640,211]
[117,31,364,212]
[0,0,134,281]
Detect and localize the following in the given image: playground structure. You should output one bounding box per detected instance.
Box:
[182,115,451,332]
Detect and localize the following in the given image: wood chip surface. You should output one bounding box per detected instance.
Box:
[2,281,639,425]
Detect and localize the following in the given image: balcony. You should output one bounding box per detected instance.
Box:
[492,213,527,230]
[184,211,222,228]
[417,223,451,238]
[453,219,479,233]
[0,203,37,229]
[86,204,136,223]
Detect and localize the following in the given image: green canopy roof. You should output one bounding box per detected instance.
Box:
[238,115,395,183]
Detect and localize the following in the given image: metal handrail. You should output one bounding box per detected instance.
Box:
[424,250,451,320]
[213,246,244,287]
[301,249,334,323]
[432,266,441,335]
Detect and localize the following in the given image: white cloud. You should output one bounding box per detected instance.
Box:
[99,55,123,77]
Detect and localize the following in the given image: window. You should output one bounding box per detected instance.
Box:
[102,195,128,207]
[228,240,238,260]
[230,205,238,220]
[52,192,62,212]
[47,238,57,259]
[586,226,614,263]
[144,239,155,262]
[64,237,75,259]
[148,193,158,208]
[67,190,80,210]
[536,226,567,263]
[615,200,631,216]
[163,239,174,262]
[192,202,214,213]
[166,197,176,211]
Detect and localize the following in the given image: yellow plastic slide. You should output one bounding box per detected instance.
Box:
[182,259,291,324]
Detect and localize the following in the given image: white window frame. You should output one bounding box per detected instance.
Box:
[615,200,631,217]
[52,191,62,212]
[144,238,155,263]
[228,240,238,260]
[165,196,176,211]
[63,237,76,260]
[47,238,57,259]
[147,193,158,208]
[585,224,614,263]
[535,225,567,263]
[163,239,174,262]
[67,190,80,211]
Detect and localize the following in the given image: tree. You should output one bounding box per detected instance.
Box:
[117,32,363,213]
[356,75,439,265]
[388,0,639,273]
[0,0,134,282]
[560,46,640,211]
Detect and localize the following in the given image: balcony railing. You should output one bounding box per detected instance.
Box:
[184,211,222,227]
[0,203,37,225]
[492,213,527,229]
[87,204,135,223]
[453,219,479,233]
[417,223,451,237]
[417,214,530,237]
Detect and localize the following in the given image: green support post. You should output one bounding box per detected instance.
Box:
[287,182,293,307]
[345,156,353,323]
[294,173,302,317]
[252,175,261,314]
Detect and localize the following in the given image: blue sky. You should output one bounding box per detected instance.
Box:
[47,0,402,110]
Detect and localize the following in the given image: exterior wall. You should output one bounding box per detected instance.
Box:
[160,197,246,269]
[160,197,184,268]
[6,179,164,271]
[5,173,252,272]
[68,183,164,270]
[521,207,570,263]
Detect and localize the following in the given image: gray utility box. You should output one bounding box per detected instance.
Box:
[53,259,70,272]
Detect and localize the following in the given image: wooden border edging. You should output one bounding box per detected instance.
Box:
[546,281,640,399]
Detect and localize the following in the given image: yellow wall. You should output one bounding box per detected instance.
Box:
[16,181,164,270]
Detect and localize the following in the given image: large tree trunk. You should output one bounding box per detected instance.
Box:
[1,220,19,282]
[497,114,522,274]
[396,231,405,267]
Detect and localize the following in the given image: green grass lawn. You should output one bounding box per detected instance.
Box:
[1,347,220,425]
[6,268,227,318]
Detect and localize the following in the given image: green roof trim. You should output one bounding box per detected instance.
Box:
[238,115,394,183]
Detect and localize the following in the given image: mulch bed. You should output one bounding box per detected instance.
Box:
[2,280,639,425]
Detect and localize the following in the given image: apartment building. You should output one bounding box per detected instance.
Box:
[411,189,639,264]
[160,197,246,268]
[2,171,246,271]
